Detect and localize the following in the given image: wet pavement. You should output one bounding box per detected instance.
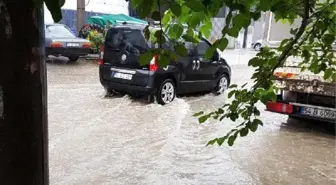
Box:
[47,56,336,185]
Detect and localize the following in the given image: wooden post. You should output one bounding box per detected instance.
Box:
[0,0,49,184]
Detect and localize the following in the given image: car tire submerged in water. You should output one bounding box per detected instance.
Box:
[215,74,229,95]
[68,56,79,63]
[157,79,176,105]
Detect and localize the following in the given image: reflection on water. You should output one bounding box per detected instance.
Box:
[47,61,336,185]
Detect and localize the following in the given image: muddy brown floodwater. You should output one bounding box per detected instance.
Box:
[47,58,335,185]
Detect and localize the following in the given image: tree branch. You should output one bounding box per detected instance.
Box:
[252,0,311,90]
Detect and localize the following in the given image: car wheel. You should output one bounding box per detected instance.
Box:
[156,79,176,105]
[254,43,262,51]
[68,56,79,63]
[215,74,229,95]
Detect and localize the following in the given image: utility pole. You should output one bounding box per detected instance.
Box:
[242,27,249,48]
[77,0,85,34]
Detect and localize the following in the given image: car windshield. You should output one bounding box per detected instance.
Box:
[46,25,75,38]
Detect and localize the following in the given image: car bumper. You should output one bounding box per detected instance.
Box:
[100,80,155,95]
[46,47,91,57]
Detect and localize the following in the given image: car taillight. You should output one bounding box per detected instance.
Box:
[50,42,63,48]
[83,42,91,48]
[149,54,158,71]
[99,46,104,65]
[266,101,293,114]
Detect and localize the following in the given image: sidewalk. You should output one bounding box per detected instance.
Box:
[220,49,257,66]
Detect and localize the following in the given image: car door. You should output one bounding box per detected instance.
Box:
[177,42,203,94]
[194,39,218,91]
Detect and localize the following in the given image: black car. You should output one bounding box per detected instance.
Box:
[99,24,231,105]
[45,24,91,62]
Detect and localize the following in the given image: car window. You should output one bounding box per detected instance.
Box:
[45,25,75,38]
[196,40,211,56]
[106,28,148,54]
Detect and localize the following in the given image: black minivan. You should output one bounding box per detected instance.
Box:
[99,24,231,105]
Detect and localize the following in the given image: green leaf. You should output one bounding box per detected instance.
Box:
[241,83,248,88]
[253,108,260,116]
[199,115,209,123]
[139,51,154,66]
[174,43,188,56]
[169,24,184,39]
[290,28,298,35]
[45,0,64,22]
[216,137,225,146]
[187,13,203,28]
[144,26,150,40]
[322,34,335,45]
[253,119,263,126]
[217,38,228,51]
[151,11,161,21]
[229,84,237,88]
[206,138,217,146]
[248,121,258,132]
[232,13,249,29]
[193,111,204,117]
[324,68,334,80]
[217,108,224,114]
[239,127,249,137]
[200,19,212,38]
[227,27,240,38]
[129,0,143,9]
[228,134,237,146]
[185,0,204,12]
[251,12,261,21]
[205,47,215,59]
[228,90,235,98]
[158,54,170,67]
[154,30,166,44]
[265,90,277,102]
[248,57,263,67]
[162,11,172,25]
[137,0,154,18]
[170,3,182,17]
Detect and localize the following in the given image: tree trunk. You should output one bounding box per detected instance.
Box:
[0,0,49,185]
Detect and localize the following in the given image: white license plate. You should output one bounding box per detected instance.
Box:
[66,43,79,47]
[300,107,336,119]
[112,72,133,80]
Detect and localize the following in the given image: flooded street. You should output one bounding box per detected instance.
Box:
[47,59,335,185]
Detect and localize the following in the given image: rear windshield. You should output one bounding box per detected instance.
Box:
[45,25,75,38]
[105,28,148,54]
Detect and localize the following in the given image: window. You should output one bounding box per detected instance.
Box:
[196,40,210,55]
[106,28,149,54]
[45,25,75,38]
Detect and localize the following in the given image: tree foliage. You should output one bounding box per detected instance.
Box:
[43,0,335,146]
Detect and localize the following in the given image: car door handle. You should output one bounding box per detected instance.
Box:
[192,60,196,70]
[196,60,200,70]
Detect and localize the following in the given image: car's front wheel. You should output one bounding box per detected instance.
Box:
[215,74,229,95]
[157,79,176,105]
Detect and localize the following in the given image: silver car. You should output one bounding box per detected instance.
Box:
[45,24,91,62]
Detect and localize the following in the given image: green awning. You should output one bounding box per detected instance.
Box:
[87,14,147,28]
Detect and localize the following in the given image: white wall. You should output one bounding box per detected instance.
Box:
[44,0,129,23]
